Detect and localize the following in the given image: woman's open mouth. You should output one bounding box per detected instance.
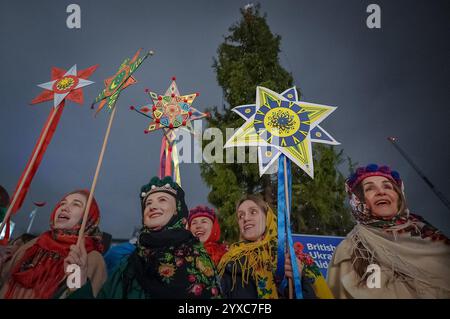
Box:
[195,231,205,237]
[375,199,391,206]
[244,224,254,231]
[57,213,70,221]
[149,212,163,219]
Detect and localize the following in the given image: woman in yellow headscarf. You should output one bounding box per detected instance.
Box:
[217,194,333,299]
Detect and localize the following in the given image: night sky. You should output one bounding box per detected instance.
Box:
[1,0,449,239]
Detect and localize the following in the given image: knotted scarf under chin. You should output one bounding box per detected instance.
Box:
[138,227,195,250]
[122,224,199,298]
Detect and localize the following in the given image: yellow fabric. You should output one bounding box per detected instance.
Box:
[296,245,334,299]
[217,207,278,299]
[305,269,334,299]
[172,142,181,187]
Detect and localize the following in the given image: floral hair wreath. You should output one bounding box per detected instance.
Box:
[345,164,408,223]
[345,163,402,193]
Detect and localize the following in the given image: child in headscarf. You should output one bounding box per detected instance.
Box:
[327,164,450,298]
[0,189,106,298]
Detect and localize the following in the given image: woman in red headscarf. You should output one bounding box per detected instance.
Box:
[188,206,228,266]
[0,189,106,299]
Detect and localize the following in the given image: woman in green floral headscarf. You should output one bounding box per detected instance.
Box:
[69,176,221,299]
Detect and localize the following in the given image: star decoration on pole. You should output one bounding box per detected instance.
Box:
[31,64,97,107]
[1,64,98,243]
[92,49,153,115]
[224,86,339,178]
[76,49,153,246]
[131,77,208,142]
[130,77,208,185]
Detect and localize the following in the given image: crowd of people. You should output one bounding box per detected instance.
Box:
[0,164,448,299]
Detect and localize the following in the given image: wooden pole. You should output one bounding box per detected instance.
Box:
[0,107,60,237]
[76,106,117,246]
[283,155,294,299]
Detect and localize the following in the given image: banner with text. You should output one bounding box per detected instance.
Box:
[292,233,345,278]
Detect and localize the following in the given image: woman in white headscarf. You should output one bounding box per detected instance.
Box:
[327,164,450,299]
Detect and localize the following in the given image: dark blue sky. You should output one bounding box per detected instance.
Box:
[1,0,449,239]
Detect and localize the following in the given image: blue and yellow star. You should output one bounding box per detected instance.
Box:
[225,86,339,177]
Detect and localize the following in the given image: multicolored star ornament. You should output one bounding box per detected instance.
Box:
[225,86,339,178]
[31,64,97,107]
[92,49,153,114]
[131,77,208,142]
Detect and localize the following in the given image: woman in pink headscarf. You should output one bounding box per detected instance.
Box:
[188,205,228,266]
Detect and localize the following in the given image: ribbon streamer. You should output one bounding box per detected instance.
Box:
[159,135,167,179]
[0,102,65,244]
[158,135,181,186]
[277,154,303,299]
[172,142,181,186]
[11,103,65,214]
[165,140,172,178]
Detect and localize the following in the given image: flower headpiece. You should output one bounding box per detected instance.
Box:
[346,163,402,192]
